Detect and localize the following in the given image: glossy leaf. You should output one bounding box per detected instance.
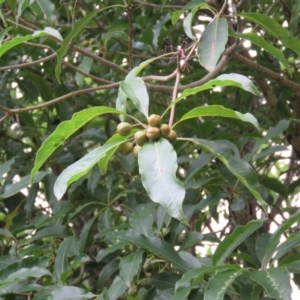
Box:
[198,18,228,72]
[213,219,265,266]
[262,210,300,269]
[96,242,129,262]
[117,230,191,272]
[50,286,95,299]
[0,27,62,57]
[31,106,122,180]
[121,77,149,118]
[164,73,260,115]
[183,12,195,40]
[54,142,122,200]
[204,269,247,300]
[98,130,137,174]
[75,56,93,86]
[116,88,127,121]
[172,0,208,24]
[229,30,289,71]
[55,237,78,282]
[185,138,267,211]
[175,264,241,291]
[4,267,51,282]
[119,249,144,286]
[107,276,127,300]
[251,267,292,300]
[274,233,300,261]
[138,138,187,224]
[129,209,154,237]
[174,105,259,130]
[239,13,300,57]
[180,232,203,250]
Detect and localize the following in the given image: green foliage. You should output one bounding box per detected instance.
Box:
[1,1,300,299]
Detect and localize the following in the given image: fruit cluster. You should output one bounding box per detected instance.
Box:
[117,114,177,157]
[82,38,96,47]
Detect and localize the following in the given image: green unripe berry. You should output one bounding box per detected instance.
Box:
[89,38,96,45]
[117,122,132,136]
[167,130,177,143]
[148,114,162,127]
[146,127,160,140]
[133,145,141,158]
[119,142,133,155]
[0,212,6,222]
[160,124,170,138]
[134,130,148,146]
[82,40,89,47]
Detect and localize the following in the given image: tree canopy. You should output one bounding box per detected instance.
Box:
[0,0,300,299]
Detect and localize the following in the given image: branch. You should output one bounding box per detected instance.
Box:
[0,53,56,71]
[125,2,134,69]
[232,52,300,92]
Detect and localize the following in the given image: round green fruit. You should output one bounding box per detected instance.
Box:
[135,130,148,146]
[133,145,141,158]
[119,142,133,155]
[148,114,162,127]
[117,122,132,136]
[89,38,96,45]
[0,212,6,222]
[82,40,89,47]
[146,127,161,140]
[167,130,177,143]
[160,123,170,138]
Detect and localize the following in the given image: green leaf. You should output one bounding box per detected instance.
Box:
[54,142,122,200]
[98,130,137,174]
[30,0,56,23]
[121,77,149,118]
[31,106,122,180]
[213,219,265,266]
[116,88,127,122]
[138,139,187,224]
[164,73,260,115]
[273,233,300,261]
[24,225,72,244]
[198,18,228,72]
[0,157,15,179]
[204,269,247,300]
[97,260,119,289]
[251,267,292,300]
[262,210,300,269]
[239,13,300,57]
[50,286,95,300]
[0,27,62,57]
[118,230,191,272]
[79,215,98,251]
[174,105,259,130]
[179,232,203,251]
[55,237,78,282]
[96,242,129,262]
[229,30,290,71]
[55,5,123,82]
[1,171,49,199]
[119,249,144,286]
[175,264,241,292]
[172,0,207,25]
[129,209,154,237]
[260,176,288,196]
[0,27,12,46]
[184,139,267,211]
[108,276,127,300]
[4,267,51,282]
[183,12,195,40]
[75,56,93,86]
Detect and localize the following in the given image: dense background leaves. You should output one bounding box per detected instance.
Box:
[0,0,300,299]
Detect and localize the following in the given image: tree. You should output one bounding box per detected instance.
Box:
[0,0,300,299]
